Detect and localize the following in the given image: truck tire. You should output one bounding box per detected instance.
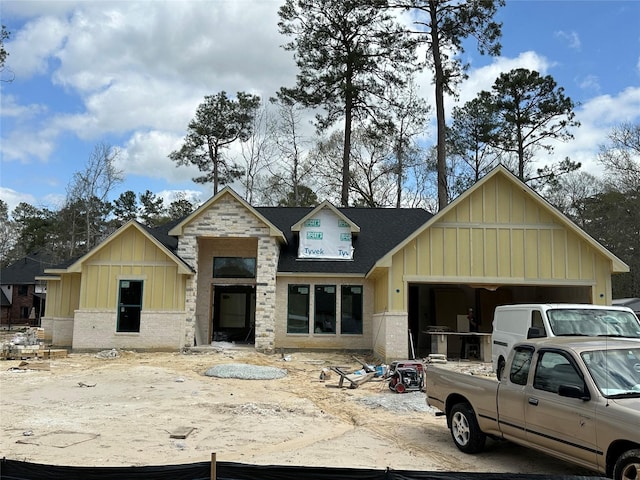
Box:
[449,403,486,454]
[613,449,640,480]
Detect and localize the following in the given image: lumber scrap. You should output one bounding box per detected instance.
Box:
[170,426,195,439]
[326,366,376,389]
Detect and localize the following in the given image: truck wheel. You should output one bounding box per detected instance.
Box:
[613,449,640,480]
[496,357,505,380]
[449,403,486,454]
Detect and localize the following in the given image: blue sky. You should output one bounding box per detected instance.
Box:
[1,0,639,214]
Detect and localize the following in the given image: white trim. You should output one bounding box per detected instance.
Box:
[402,275,596,286]
[277,272,365,278]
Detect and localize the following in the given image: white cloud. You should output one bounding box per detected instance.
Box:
[536,86,640,176]
[555,30,581,50]
[50,1,293,96]
[0,187,36,213]
[578,87,640,126]
[6,16,67,78]
[0,125,58,163]
[4,1,297,159]
[155,189,204,208]
[119,130,200,184]
[577,74,601,93]
[454,51,554,112]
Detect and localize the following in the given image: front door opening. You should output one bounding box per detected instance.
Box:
[212,285,255,343]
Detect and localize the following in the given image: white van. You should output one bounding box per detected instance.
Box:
[491,303,640,377]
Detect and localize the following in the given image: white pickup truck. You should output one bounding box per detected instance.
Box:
[425,337,640,480]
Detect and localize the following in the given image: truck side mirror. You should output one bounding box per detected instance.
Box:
[527,327,545,339]
[558,384,590,401]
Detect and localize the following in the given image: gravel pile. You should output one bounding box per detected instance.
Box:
[204,363,288,380]
[357,391,435,413]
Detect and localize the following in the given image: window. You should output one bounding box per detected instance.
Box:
[18,285,28,296]
[533,351,583,393]
[287,285,309,333]
[531,310,546,335]
[314,285,336,333]
[509,346,533,385]
[341,286,363,334]
[20,306,30,319]
[213,257,256,278]
[117,280,143,333]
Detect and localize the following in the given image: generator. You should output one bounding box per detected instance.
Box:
[387,360,424,393]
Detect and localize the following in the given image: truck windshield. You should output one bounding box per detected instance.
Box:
[547,309,640,338]
[581,347,640,397]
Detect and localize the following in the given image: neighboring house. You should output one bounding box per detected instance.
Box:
[40,167,629,361]
[0,252,49,327]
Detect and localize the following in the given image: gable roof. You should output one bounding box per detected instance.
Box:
[370,165,629,275]
[168,187,286,243]
[1,252,55,284]
[257,206,432,274]
[290,200,361,234]
[61,221,194,275]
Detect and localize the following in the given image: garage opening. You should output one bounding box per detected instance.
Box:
[408,284,592,358]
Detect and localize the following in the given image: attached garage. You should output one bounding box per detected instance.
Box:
[368,166,628,360]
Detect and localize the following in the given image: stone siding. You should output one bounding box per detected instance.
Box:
[372,311,409,362]
[177,194,279,351]
[43,316,74,347]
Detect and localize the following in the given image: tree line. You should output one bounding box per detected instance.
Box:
[1,3,638,296]
[1,123,637,297]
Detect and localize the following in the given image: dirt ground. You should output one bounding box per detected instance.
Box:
[0,343,595,476]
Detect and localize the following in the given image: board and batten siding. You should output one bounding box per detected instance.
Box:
[386,173,615,310]
[45,273,81,318]
[40,272,81,345]
[78,227,186,311]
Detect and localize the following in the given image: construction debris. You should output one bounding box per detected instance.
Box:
[8,361,51,371]
[1,328,67,360]
[169,426,195,439]
[96,349,120,359]
[426,354,447,364]
[326,366,376,389]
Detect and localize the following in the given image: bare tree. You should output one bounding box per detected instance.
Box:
[261,96,316,206]
[66,143,124,253]
[543,170,603,226]
[598,122,640,192]
[311,127,398,207]
[238,104,277,204]
[382,81,430,207]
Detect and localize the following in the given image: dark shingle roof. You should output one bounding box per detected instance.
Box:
[144,219,181,252]
[142,206,432,275]
[256,207,432,274]
[1,252,55,284]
